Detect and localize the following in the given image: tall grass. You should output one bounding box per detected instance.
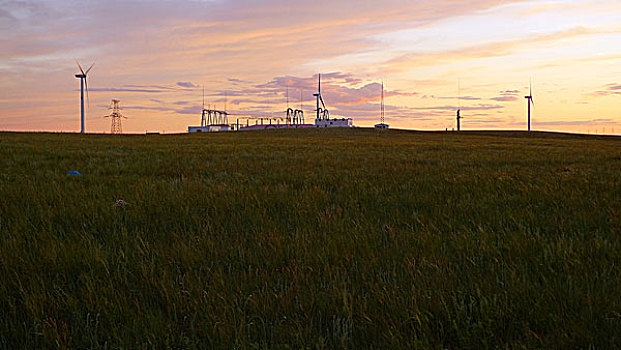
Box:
[0,129,620,349]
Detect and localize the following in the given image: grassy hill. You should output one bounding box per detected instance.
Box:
[0,129,620,349]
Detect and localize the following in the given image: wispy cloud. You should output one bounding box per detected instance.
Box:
[210,73,418,109]
[491,96,519,102]
[507,119,621,127]
[409,104,504,112]
[123,104,201,116]
[490,89,521,102]
[423,95,481,101]
[88,87,168,94]
[606,83,621,91]
[379,26,601,74]
[176,82,199,88]
[87,83,202,94]
[588,83,621,97]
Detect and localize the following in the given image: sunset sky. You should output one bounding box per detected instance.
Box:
[1,0,620,134]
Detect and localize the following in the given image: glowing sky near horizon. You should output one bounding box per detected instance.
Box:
[0,0,620,134]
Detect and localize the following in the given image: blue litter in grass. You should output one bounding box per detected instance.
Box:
[68,170,82,176]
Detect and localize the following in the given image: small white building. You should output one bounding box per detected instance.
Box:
[374,123,389,129]
[188,126,209,133]
[315,118,353,128]
[188,124,230,133]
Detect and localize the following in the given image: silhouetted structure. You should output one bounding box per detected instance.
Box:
[201,109,229,127]
[525,82,534,131]
[313,74,352,128]
[74,59,94,133]
[375,81,389,129]
[456,79,462,132]
[314,74,329,122]
[286,108,305,125]
[104,99,127,134]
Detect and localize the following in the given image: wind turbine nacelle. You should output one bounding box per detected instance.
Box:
[75,74,86,78]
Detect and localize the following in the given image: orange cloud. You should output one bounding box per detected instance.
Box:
[379,26,599,73]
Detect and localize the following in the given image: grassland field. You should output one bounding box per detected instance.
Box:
[0,128,620,349]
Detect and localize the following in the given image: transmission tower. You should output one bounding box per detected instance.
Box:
[104,99,127,134]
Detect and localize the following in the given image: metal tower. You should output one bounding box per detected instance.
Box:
[201,108,229,126]
[104,99,127,134]
[381,81,385,125]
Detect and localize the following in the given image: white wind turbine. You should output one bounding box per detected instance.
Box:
[75,59,94,133]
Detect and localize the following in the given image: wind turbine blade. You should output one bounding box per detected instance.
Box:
[85,62,95,75]
[75,58,85,75]
[85,78,90,107]
[531,98,534,107]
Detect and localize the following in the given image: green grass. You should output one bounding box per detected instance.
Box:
[0,129,620,349]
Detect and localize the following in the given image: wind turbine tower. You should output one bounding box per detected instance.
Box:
[104,99,127,134]
[456,79,462,131]
[312,73,353,128]
[313,74,329,121]
[525,82,534,132]
[316,74,320,120]
[74,59,94,134]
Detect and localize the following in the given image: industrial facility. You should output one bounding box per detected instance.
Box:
[188,74,354,133]
[188,108,230,132]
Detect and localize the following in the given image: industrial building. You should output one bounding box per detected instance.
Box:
[188,124,230,133]
[316,118,353,128]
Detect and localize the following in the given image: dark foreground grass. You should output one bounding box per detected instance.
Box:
[0,129,620,349]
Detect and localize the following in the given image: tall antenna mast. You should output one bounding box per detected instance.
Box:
[381,81,385,125]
